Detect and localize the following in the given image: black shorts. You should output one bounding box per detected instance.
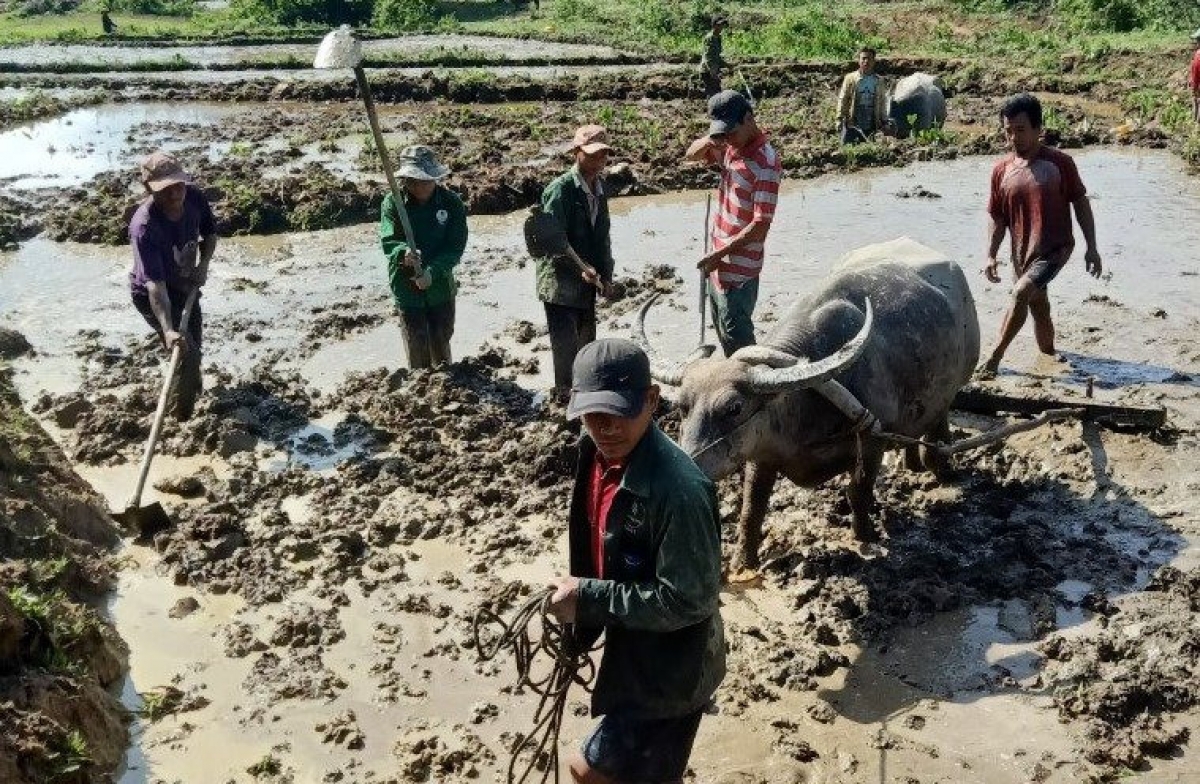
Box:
[1022,256,1068,290]
[582,707,704,783]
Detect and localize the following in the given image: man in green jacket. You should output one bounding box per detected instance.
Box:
[379,145,468,369]
[548,339,725,784]
[537,125,615,399]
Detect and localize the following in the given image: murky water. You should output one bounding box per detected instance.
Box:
[0,103,244,189]
[0,61,678,89]
[3,147,1199,782]
[0,35,625,68]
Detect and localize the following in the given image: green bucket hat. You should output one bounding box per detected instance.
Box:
[394,145,450,181]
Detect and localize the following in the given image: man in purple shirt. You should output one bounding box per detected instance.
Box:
[129,151,217,420]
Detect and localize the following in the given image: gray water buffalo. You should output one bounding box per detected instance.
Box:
[636,238,979,568]
[888,72,947,139]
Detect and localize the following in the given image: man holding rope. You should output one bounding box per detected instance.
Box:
[547,338,725,784]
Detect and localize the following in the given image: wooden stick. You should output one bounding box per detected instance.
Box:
[953,386,1166,430]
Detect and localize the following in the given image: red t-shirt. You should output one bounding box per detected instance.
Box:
[987,145,1087,276]
[588,454,626,579]
[1190,50,1200,91]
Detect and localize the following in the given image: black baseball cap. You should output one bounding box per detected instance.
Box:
[567,339,651,420]
[708,89,752,136]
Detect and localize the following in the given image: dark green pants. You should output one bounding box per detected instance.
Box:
[398,300,455,369]
[708,277,758,357]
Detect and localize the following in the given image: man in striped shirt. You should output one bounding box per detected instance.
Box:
[686,90,782,356]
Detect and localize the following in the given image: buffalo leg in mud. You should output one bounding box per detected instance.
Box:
[848,442,884,541]
[736,463,778,570]
[921,413,952,476]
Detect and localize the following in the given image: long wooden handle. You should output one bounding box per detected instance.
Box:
[355,66,423,281]
[700,192,712,345]
[126,278,204,509]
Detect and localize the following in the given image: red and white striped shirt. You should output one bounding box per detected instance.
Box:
[711,132,781,290]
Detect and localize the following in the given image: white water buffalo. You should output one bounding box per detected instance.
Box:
[636,238,979,568]
[888,72,947,139]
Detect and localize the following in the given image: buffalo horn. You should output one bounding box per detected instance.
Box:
[747,298,874,393]
[633,294,686,386]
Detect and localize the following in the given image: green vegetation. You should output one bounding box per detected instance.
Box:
[246,753,282,777]
[230,0,371,26]
[1,0,1196,58]
[6,585,101,672]
[47,729,91,779]
[138,685,183,722]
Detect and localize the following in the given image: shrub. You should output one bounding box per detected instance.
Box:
[373,0,439,31]
[231,0,371,26]
[102,0,197,15]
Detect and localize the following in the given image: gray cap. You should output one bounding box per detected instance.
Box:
[567,339,651,420]
[395,145,450,181]
[707,89,752,136]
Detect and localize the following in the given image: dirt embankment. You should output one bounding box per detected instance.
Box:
[6,49,1190,248]
[0,330,129,784]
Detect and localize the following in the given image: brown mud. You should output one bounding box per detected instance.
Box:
[5,51,1192,248]
[0,355,129,784]
[29,305,1200,781]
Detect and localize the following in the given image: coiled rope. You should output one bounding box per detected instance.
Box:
[473,583,599,784]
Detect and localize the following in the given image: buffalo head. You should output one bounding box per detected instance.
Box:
[633,294,874,478]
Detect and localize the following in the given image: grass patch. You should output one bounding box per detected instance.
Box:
[6,585,102,672]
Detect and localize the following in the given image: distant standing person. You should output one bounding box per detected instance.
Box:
[129,152,216,421]
[699,15,729,99]
[101,10,117,35]
[837,47,887,144]
[1190,28,1200,124]
[380,145,467,370]
[547,338,725,784]
[537,125,615,400]
[978,92,1102,379]
[685,90,782,356]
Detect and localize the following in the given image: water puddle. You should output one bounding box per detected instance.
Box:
[0,35,626,68]
[0,102,243,189]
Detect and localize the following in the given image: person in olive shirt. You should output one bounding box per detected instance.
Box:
[379,145,468,369]
[700,15,729,99]
[548,339,725,784]
[537,125,615,400]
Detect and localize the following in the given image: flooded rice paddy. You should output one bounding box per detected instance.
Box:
[1,46,1198,780]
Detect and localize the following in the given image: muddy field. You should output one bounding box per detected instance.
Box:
[1,47,1191,250]
[1,31,1199,784]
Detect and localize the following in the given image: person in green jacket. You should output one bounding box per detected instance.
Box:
[548,339,725,784]
[379,145,468,369]
[537,125,615,400]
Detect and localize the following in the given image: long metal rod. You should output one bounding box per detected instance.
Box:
[354,65,423,280]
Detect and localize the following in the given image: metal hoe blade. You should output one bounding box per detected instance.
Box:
[314,25,363,69]
[114,502,173,541]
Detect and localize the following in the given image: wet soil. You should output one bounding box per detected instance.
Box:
[0,359,129,784]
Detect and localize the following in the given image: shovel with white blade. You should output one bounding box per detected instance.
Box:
[314,26,426,287]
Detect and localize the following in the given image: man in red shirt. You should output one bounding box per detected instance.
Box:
[1190,28,1200,124]
[685,90,782,356]
[978,92,1103,379]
